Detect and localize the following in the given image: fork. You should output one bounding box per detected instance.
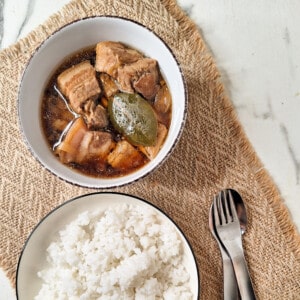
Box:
[213,190,256,300]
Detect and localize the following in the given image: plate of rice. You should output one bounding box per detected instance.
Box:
[16,192,199,299]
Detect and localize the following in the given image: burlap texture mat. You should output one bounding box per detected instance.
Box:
[1,0,300,298]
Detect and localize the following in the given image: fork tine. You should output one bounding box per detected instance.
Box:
[223,190,231,223]
[213,195,220,226]
[228,190,238,221]
[218,192,226,225]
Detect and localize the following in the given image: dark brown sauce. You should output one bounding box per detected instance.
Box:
[41,45,171,178]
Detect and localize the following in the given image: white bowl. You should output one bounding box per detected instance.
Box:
[18,16,187,188]
[16,192,199,299]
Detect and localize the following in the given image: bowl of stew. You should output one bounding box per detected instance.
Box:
[18,16,187,188]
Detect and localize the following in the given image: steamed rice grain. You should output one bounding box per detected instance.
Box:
[35,203,193,299]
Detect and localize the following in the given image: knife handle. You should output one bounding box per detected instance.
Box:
[229,240,256,300]
[222,253,239,300]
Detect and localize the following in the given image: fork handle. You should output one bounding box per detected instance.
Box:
[230,243,256,300]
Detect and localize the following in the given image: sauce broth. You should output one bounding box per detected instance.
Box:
[41,44,171,178]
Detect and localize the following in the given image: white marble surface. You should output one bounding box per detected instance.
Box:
[1,0,300,298]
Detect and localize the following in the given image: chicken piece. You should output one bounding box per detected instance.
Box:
[139,123,167,160]
[99,73,119,98]
[83,100,108,129]
[95,41,143,77]
[117,58,160,100]
[107,140,144,170]
[57,61,101,114]
[56,117,114,164]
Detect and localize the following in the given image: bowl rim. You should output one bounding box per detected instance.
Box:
[18,16,188,189]
[15,191,200,299]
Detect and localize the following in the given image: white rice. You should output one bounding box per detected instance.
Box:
[35,203,193,299]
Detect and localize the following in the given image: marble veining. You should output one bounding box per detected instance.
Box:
[15,0,36,41]
[280,123,300,184]
[0,0,3,44]
[179,2,194,17]
[252,98,274,120]
[0,0,70,48]
[283,27,290,44]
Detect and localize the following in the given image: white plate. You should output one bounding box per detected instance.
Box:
[16,192,199,299]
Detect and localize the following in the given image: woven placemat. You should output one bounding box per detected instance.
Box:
[1,0,300,298]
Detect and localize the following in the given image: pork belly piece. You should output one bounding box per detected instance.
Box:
[87,131,115,158]
[107,140,144,170]
[55,117,87,163]
[57,61,101,114]
[139,123,167,160]
[99,73,119,98]
[117,58,160,100]
[56,117,114,164]
[83,100,108,129]
[95,41,143,77]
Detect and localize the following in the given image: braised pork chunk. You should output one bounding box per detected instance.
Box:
[83,100,108,129]
[95,41,142,77]
[117,58,160,100]
[99,73,119,98]
[96,41,159,100]
[56,117,114,164]
[57,60,100,114]
[107,140,144,170]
